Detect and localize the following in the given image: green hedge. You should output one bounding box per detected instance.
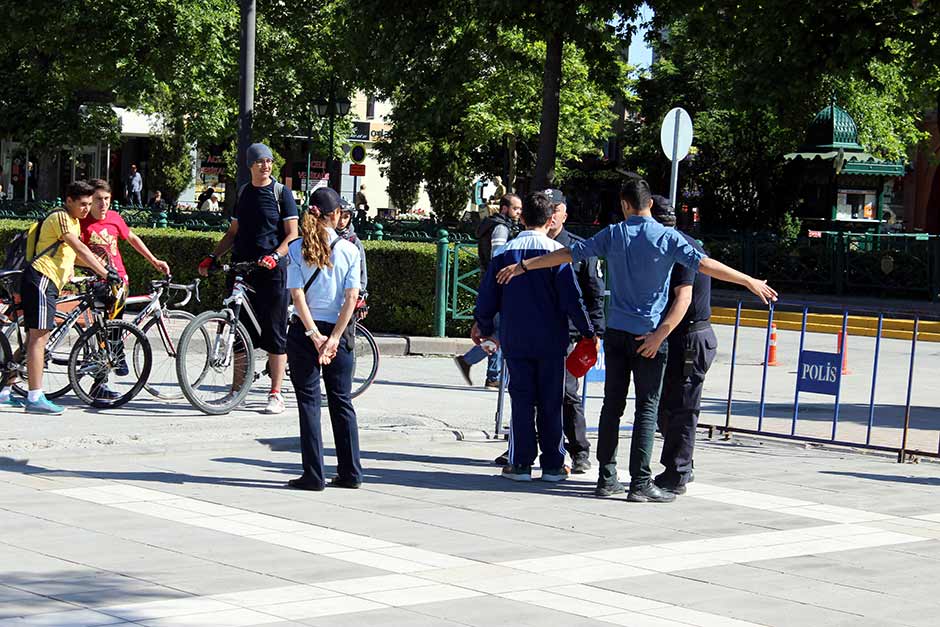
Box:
[0,219,455,336]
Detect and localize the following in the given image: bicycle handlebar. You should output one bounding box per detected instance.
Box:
[221,262,259,274]
[149,276,201,307]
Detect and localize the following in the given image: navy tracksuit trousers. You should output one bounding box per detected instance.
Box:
[506,355,567,470]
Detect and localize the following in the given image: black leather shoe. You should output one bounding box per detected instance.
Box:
[287,477,324,491]
[627,481,677,503]
[594,480,625,497]
[494,450,509,466]
[329,476,361,489]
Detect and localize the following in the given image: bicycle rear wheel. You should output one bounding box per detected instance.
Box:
[176,309,255,415]
[68,320,152,409]
[136,309,195,400]
[319,322,379,404]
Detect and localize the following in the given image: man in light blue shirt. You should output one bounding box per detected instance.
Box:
[498,177,777,503]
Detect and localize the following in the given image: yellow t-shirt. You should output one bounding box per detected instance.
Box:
[31,211,80,290]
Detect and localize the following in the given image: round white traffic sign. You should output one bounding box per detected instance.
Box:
[660,107,693,161]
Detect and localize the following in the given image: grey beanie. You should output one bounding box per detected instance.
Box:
[246,142,274,166]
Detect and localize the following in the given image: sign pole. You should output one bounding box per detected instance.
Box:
[669,109,681,209]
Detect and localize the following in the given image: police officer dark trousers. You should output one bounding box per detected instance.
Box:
[285,188,363,492]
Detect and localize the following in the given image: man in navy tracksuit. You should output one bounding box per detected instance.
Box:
[473,192,596,482]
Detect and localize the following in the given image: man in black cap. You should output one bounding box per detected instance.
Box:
[199,142,299,415]
[545,188,605,474]
[646,194,716,495]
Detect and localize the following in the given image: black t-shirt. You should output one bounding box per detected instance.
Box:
[668,230,712,333]
[232,181,299,262]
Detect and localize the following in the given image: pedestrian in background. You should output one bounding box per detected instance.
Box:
[285,187,363,491]
[453,193,521,389]
[127,164,143,206]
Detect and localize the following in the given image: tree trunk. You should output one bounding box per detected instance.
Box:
[532,31,563,190]
[37,151,58,202]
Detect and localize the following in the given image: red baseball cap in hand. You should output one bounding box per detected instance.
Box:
[566,337,598,378]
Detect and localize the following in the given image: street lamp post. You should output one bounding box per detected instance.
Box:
[236,0,256,189]
[313,90,351,192]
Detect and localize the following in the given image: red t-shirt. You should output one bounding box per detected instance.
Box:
[80,210,131,280]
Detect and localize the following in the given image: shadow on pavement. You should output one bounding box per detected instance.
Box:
[820,471,940,486]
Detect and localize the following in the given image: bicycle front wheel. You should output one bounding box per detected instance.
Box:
[136,309,195,400]
[175,309,255,415]
[68,320,152,409]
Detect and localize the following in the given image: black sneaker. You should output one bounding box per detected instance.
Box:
[571,452,591,474]
[453,355,473,386]
[90,383,121,401]
[484,379,501,389]
[494,450,509,466]
[287,477,325,491]
[329,476,362,489]
[594,480,625,497]
[653,473,687,495]
[627,481,677,503]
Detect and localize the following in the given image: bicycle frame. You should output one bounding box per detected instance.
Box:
[208,268,261,369]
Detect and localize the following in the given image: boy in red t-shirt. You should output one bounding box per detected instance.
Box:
[81,179,170,281]
[80,179,170,395]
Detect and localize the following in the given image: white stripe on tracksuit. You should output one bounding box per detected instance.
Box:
[37,274,50,329]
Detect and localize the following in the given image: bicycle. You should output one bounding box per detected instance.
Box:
[0,271,153,408]
[174,261,262,415]
[125,277,200,400]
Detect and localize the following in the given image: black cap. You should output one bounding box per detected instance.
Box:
[338,195,353,213]
[542,188,566,206]
[310,187,342,214]
[650,194,676,226]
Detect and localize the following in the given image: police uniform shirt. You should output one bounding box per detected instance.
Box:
[232,181,299,262]
[286,230,361,323]
[668,230,712,333]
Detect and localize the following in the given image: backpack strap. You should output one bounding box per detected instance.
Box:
[302,238,340,294]
[28,210,66,266]
[236,182,285,219]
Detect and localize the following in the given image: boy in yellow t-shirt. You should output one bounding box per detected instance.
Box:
[1,181,115,414]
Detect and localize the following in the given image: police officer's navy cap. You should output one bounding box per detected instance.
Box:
[310,187,342,213]
[542,188,566,206]
[246,143,274,166]
[651,194,676,223]
[338,195,353,213]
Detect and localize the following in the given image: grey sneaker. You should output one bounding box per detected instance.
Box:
[453,355,473,386]
[501,464,532,481]
[540,466,570,482]
[571,452,591,474]
[595,480,625,497]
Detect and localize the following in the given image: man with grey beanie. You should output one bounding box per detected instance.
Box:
[199,143,299,414]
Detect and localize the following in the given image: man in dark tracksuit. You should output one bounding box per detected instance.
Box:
[649,195,717,495]
[474,192,595,482]
[545,189,606,474]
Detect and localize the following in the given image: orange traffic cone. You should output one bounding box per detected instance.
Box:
[837,332,851,375]
[765,323,779,366]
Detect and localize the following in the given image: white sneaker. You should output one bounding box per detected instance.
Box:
[264,392,285,415]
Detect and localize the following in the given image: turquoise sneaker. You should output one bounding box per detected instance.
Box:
[0,395,24,408]
[24,394,64,415]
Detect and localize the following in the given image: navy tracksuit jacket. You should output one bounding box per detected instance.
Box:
[475,230,595,469]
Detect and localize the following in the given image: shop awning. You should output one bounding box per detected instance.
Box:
[783,150,905,177]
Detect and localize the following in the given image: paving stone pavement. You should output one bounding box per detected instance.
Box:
[1,418,939,627]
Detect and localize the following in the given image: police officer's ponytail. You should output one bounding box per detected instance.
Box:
[300,210,334,270]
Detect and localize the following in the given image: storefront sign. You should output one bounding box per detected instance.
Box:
[349,122,370,142]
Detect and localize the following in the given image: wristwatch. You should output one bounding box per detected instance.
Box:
[520,259,528,273]
[304,327,317,337]
[270,252,280,262]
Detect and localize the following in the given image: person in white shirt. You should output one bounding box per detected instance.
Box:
[285,187,363,492]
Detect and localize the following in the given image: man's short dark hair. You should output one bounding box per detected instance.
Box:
[522,192,554,228]
[65,180,95,201]
[88,178,111,194]
[498,193,520,212]
[620,177,652,212]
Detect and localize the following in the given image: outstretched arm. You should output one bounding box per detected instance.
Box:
[699,257,778,304]
[496,248,572,284]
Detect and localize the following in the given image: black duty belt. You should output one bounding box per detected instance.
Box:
[685,320,712,333]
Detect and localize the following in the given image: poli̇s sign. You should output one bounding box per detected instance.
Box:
[796,350,841,396]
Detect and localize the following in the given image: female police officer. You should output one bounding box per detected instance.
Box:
[285,187,363,491]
